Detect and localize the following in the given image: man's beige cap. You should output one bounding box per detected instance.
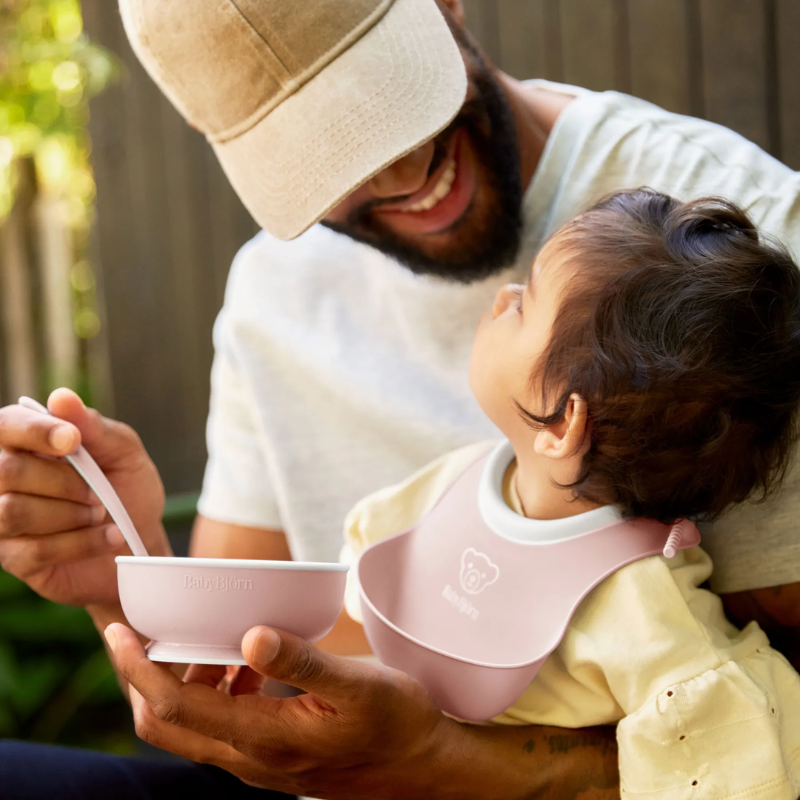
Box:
[119,0,468,240]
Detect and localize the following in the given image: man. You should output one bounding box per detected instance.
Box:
[0,0,798,797]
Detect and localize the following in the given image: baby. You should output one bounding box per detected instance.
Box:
[342,190,800,798]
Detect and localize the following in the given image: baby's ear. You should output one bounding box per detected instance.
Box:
[533,394,589,460]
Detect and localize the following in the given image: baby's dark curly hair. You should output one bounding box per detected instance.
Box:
[522,188,800,522]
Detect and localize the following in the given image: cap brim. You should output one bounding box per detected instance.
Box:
[210,0,468,240]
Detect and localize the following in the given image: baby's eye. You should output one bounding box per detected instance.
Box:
[514,286,524,312]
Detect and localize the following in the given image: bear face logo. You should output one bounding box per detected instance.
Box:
[459,548,500,595]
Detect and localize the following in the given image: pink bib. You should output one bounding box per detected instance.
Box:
[357,446,700,721]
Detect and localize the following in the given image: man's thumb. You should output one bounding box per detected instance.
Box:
[47,388,95,439]
[47,387,140,465]
[242,626,357,699]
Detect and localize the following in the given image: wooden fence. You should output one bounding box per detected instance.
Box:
[0,158,79,407]
[13,0,796,497]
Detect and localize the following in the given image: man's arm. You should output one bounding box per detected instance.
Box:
[722,583,800,671]
[107,619,620,800]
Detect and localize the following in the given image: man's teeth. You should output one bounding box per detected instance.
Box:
[405,158,456,212]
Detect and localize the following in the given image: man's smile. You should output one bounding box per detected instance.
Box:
[373,129,476,236]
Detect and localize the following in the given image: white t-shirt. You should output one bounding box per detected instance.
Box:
[198,81,800,594]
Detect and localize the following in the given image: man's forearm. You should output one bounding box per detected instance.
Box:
[415,718,619,800]
[722,583,800,672]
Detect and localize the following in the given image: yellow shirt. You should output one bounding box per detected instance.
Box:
[342,442,800,799]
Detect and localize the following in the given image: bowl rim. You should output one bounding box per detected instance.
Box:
[116,556,348,572]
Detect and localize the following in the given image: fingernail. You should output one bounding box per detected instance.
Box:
[105,627,117,653]
[253,629,281,664]
[49,425,75,452]
[105,526,124,547]
[92,505,107,525]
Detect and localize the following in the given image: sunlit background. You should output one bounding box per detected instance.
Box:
[0,0,797,757]
[1,0,114,355]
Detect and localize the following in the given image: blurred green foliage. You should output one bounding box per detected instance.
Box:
[1,0,120,352]
[0,569,135,751]
[0,501,198,750]
[0,0,118,216]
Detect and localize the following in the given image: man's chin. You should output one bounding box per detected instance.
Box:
[323,201,520,283]
[323,224,518,284]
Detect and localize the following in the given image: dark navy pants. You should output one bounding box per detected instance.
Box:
[0,742,296,799]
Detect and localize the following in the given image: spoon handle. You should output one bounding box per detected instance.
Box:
[18,397,149,558]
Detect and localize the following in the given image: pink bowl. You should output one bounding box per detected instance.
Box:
[117,556,348,665]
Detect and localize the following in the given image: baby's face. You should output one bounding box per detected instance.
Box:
[469,234,574,438]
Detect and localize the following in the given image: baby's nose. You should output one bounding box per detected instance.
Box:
[492,284,525,318]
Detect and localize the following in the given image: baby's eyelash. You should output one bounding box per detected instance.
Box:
[514,286,524,311]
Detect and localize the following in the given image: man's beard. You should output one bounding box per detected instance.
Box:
[322,58,524,284]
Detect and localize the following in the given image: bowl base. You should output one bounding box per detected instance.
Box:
[146,641,247,665]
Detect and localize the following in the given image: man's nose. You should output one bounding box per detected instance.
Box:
[492,284,524,318]
[367,140,435,199]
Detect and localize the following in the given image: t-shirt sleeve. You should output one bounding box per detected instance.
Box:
[196,303,283,531]
[341,440,495,624]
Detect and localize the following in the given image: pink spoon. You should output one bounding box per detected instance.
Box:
[19,396,149,557]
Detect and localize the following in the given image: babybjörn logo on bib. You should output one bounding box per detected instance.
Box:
[459,548,499,595]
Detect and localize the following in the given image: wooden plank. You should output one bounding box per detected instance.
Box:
[541,0,564,82]
[776,0,800,169]
[627,0,692,115]
[0,159,38,402]
[558,0,628,92]
[698,0,772,152]
[462,1,502,67]
[158,98,214,491]
[34,194,78,389]
[83,0,132,421]
[497,0,548,80]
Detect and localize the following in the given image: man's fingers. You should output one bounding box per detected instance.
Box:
[48,389,146,469]
[0,492,106,537]
[107,624,270,745]
[228,666,268,697]
[0,526,122,578]
[0,404,80,456]
[0,450,100,505]
[242,626,368,701]
[130,685,295,793]
[182,663,228,689]
[128,686,261,779]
